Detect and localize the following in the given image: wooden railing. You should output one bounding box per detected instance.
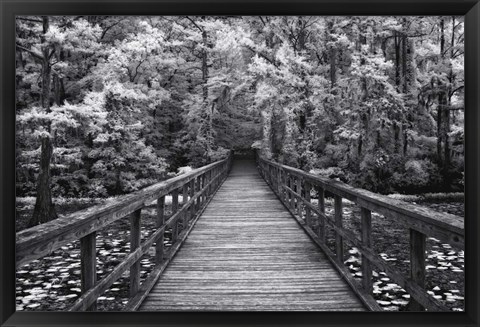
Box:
[256,155,464,312]
[16,153,233,311]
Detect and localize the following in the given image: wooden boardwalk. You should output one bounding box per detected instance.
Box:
[139,159,366,311]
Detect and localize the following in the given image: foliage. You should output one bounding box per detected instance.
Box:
[16,15,464,205]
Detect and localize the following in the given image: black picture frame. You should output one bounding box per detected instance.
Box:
[1,1,479,326]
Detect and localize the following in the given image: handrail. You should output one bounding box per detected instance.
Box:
[256,154,464,312]
[16,152,233,311]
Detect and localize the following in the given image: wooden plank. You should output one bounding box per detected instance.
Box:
[129,209,141,297]
[317,186,326,242]
[361,207,372,294]
[258,157,463,249]
[124,170,225,311]
[155,196,165,265]
[139,159,365,312]
[16,157,229,268]
[80,232,96,311]
[304,181,312,227]
[407,229,426,311]
[69,168,227,312]
[334,195,344,264]
[182,184,189,229]
[189,179,195,224]
[171,189,179,243]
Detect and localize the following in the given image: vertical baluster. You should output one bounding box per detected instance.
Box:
[171,189,179,243]
[199,174,204,206]
[208,169,212,197]
[129,208,141,297]
[291,175,296,211]
[287,174,293,210]
[278,168,282,199]
[211,169,216,191]
[182,183,189,230]
[275,167,280,196]
[197,176,202,210]
[408,229,426,311]
[304,181,311,227]
[203,173,207,202]
[317,186,326,242]
[269,165,273,189]
[80,232,97,311]
[155,196,165,264]
[297,178,303,218]
[203,173,207,204]
[334,195,344,264]
[197,175,202,207]
[267,165,271,185]
[361,207,373,294]
[189,179,195,222]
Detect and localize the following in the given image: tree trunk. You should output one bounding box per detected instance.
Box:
[437,100,443,167]
[394,32,401,89]
[53,50,66,106]
[29,137,57,227]
[402,34,408,93]
[41,59,52,112]
[31,16,58,226]
[53,74,66,106]
[440,18,445,58]
[328,21,337,87]
[202,29,208,101]
[439,92,451,190]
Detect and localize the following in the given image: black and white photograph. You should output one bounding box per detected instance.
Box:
[14,15,466,313]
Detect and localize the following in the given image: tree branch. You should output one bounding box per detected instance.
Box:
[16,17,43,23]
[185,16,203,33]
[100,18,127,40]
[16,43,43,60]
[450,85,464,96]
[259,16,267,27]
[243,45,279,68]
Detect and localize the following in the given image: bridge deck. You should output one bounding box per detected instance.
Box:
[139,159,366,311]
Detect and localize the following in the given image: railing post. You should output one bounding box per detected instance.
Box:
[296,177,303,216]
[287,174,293,210]
[80,232,97,311]
[129,208,141,297]
[208,170,212,196]
[197,175,202,207]
[304,181,311,227]
[195,176,201,212]
[171,189,179,243]
[155,196,165,264]
[277,168,282,199]
[182,183,189,230]
[316,186,326,242]
[203,173,207,202]
[407,229,427,311]
[200,173,205,204]
[361,207,373,294]
[334,195,344,264]
[189,179,195,222]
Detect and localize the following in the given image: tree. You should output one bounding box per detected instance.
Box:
[16,16,59,226]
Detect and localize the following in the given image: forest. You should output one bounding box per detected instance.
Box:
[15,15,464,227]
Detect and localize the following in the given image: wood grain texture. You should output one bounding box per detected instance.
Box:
[258,155,451,312]
[16,158,230,268]
[139,159,365,312]
[80,232,96,311]
[259,157,464,249]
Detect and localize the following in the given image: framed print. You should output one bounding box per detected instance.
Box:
[1,0,479,326]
